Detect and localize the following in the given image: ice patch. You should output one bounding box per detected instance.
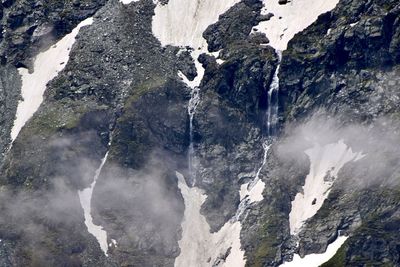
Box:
[11,17,93,142]
[254,0,340,50]
[175,172,245,267]
[78,152,109,256]
[289,140,364,235]
[280,236,348,267]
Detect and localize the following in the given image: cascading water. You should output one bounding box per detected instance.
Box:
[267,50,282,137]
[238,50,283,218]
[188,85,200,186]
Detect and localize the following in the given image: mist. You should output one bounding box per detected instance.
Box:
[277,113,400,190]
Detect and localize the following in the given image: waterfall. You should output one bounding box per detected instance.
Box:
[237,50,283,218]
[267,50,282,137]
[188,85,200,186]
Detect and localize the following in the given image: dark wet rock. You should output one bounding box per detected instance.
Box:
[192,42,277,231]
[0,0,400,266]
[203,0,263,52]
[279,0,400,124]
[0,0,191,266]
[0,65,20,164]
[249,31,269,44]
[241,143,310,267]
[258,12,274,22]
[0,0,107,68]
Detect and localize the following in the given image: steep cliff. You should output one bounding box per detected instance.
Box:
[0,0,399,266]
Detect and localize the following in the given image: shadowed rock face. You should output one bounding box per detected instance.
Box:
[0,0,399,266]
[279,0,400,123]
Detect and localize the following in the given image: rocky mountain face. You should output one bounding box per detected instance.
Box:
[0,0,399,266]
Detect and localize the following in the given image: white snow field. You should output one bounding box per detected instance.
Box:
[280,236,348,267]
[78,153,109,256]
[152,0,239,49]
[289,140,364,235]
[11,17,94,142]
[152,0,240,88]
[175,172,245,267]
[254,0,340,50]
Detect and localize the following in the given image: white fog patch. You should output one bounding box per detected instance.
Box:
[11,18,94,142]
[175,172,245,267]
[280,236,348,267]
[289,140,364,235]
[254,0,339,50]
[78,152,109,256]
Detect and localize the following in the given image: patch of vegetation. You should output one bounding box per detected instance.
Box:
[320,241,347,267]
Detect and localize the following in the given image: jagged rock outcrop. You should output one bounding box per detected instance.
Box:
[0,0,399,266]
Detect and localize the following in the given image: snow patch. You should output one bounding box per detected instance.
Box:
[11,17,93,142]
[109,239,118,248]
[153,0,239,88]
[78,152,109,256]
[280,236,348,267]
[240,142,270,204]
[289,140,364,235]
[175,172,245,267]
[350,21,359,27]
[152,0,240,49]
[254,0,340,50]
[119,0,140,4]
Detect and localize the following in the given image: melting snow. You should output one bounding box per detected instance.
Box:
[78,152,109,256]
[152,0,240,88]
[280,236,348,267]
[11,17,93,142]
[175,172,245,267]
[240,142,271,204]
[289,140,364,235]
[254,0,340,50]
[152,0,240,49]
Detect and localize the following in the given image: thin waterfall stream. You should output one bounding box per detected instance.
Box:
[188,85,200,186]
[238,50,283,216]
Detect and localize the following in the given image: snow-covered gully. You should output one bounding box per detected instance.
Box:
[280,236,348,267]
[153,0,241,185]
[175,172,245,267]
[10,17,93,143]
[78,152,110,256]
[289,140,364,235]
[153,0,347,265]
[252,0,357,265]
